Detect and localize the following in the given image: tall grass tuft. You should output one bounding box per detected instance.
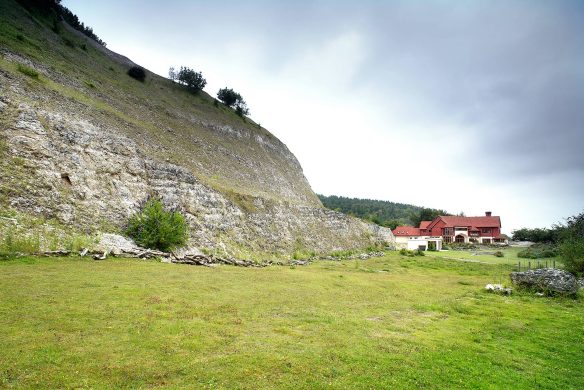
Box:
[0,229,40,258]
[17,64,39,79]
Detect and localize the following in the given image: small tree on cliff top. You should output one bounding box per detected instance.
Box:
[217,87,250,117]
[176,66,206,93]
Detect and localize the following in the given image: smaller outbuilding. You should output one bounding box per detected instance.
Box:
[392,226,443,251]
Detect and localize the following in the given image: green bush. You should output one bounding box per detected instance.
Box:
[126,198,188,251]
[175,66,206,93]
[398,248,425,257]
[518,245,557,259]
[517,249,537,259]
[331,250,354,258]
[17,64,39,79]
[450,243,478,250]
[127,66,146,82]
[494,251,504,258]
[560,238,584,275]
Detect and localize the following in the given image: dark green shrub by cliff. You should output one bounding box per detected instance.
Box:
[126,198,188,251]
[127,66,146,82]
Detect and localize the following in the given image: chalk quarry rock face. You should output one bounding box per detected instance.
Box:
[510,268,579,295]
[0,80,393,256]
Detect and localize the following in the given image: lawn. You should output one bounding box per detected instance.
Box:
[0,253,582,389]
[430,246,560,267]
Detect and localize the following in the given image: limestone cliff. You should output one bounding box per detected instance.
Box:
[0,0,393,258]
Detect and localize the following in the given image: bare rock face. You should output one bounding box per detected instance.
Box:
[510,268,579,295]
[96,233,140,255]
[0,73,393,257]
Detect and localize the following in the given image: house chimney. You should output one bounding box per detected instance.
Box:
[485,211,492,217]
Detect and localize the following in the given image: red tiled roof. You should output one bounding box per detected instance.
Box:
[419,221,432,229]
[429,216,501,229]
[392,226,422,236]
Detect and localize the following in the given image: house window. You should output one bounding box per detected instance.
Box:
[481,228,492,234]
[443,236,452,243]
[443,228,454,236]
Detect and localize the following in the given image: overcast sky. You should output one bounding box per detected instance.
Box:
[63,0,584,233]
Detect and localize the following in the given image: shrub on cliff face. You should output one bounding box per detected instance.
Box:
[126,198,188,251]
[217,88,240,107]
[127,66,146,82]
[217,87,249,116]
[176,66,206,93]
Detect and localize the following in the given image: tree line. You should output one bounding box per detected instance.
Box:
[512,212,584,244]
[318,194,450,230]
[512,211,584,274]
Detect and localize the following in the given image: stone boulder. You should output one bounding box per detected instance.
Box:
[485,284,512,295]
[510,268,579,295]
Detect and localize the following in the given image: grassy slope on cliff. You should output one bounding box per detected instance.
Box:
[0,0,319,206]
[0,254,582,388]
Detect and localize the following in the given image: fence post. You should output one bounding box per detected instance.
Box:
[553,259,556,269]
[528,261,531,270]
[518,261,520,272]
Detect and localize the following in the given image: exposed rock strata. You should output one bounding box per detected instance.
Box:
[0,82,394,256]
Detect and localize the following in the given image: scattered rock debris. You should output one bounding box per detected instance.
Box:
[485,284,512,295]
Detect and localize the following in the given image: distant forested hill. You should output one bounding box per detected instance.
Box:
[318,195,451,229]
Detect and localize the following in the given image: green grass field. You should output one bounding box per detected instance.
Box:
[428,246,555,265]
[1,253,582,389]
[429,247,562,274]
